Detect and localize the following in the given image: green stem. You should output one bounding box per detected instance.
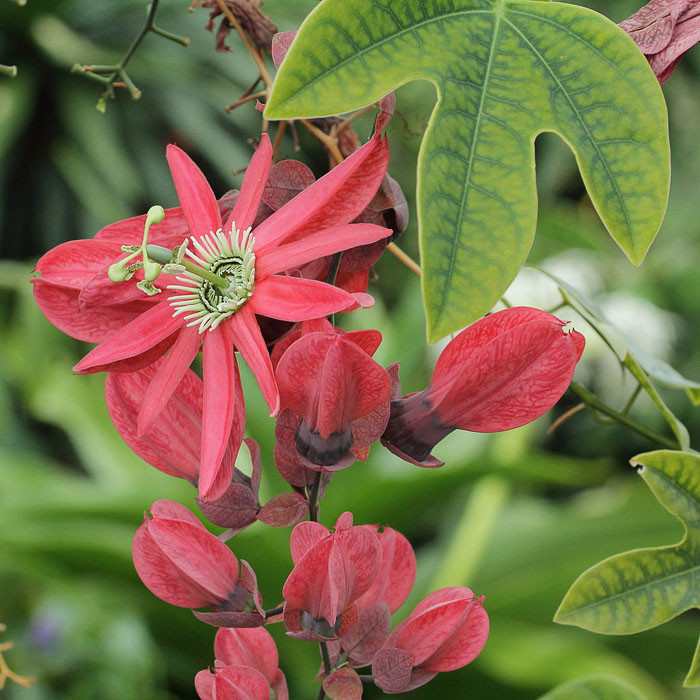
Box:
[150,23,190,46]
[620,383,643,416]
[119,0,160,69]
[0,65,17,78]
[569,381,678,449]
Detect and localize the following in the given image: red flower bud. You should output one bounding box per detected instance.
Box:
[372,587,489,693]
[132,500,240,609]
[195,627,289,700]
[276,326,391,468]
[282,512,382,641]
[382,307,585,465]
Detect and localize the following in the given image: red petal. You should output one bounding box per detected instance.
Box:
[137,326,201,435]
[199,325,242,500]
[421,598,489,672]
[150,499,205,527]
[224,134,273,232]
[256,223,391,278]
[251,276,357,322]
[73,302,183,373]
[33,239,121,288]
[33,281,148,343]
[195,665,270,700]
[95,193,238,246]
[253,134,390,253]
[106,363,203,482]
[289,521,329,565]
[228,305,280,415]
[354,526,416,614]
[166,145,222,237]
[214,627,280,683]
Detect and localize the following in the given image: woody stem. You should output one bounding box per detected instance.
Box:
[317,641,333,698]
[213,0,272,89]
[308,471,323,523]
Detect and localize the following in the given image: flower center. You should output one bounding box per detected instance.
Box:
[168,226,256,333]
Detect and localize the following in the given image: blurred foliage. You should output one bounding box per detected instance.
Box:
[0,0,698,698]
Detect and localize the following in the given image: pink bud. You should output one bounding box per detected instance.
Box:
[276,330,391,467]
[373,587,489,693]
[282,512,382,640]
[194,663,270,700]
[132,500,239,608]
[383,307,585,464]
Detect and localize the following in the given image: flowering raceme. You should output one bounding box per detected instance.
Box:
[33,132,391,501]
[382,307,585,466]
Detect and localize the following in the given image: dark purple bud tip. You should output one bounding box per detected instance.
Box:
[301,611,343,638]
[294,421,353,466]
[382,396,453,463]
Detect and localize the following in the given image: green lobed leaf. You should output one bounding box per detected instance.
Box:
[265,0,670,341]
[555,450,699,678]
[538,674,645,700]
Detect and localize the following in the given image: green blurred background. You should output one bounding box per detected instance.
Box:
[0,0,698,698]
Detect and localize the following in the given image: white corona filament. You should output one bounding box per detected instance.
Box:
[168,225,256,333]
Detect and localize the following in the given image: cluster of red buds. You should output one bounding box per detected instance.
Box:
[31,118,584,696]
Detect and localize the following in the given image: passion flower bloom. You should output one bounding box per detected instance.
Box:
[44,133,389,501]
[620,0,700,82]
[195,627,289,700]
[372,587,489,694]
[382,307,585,467]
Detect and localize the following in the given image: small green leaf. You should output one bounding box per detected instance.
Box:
[555,450,698,678]
[538,674,645,700]
[265,0,670,340]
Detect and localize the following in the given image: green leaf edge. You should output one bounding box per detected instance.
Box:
[554,449,699,641]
